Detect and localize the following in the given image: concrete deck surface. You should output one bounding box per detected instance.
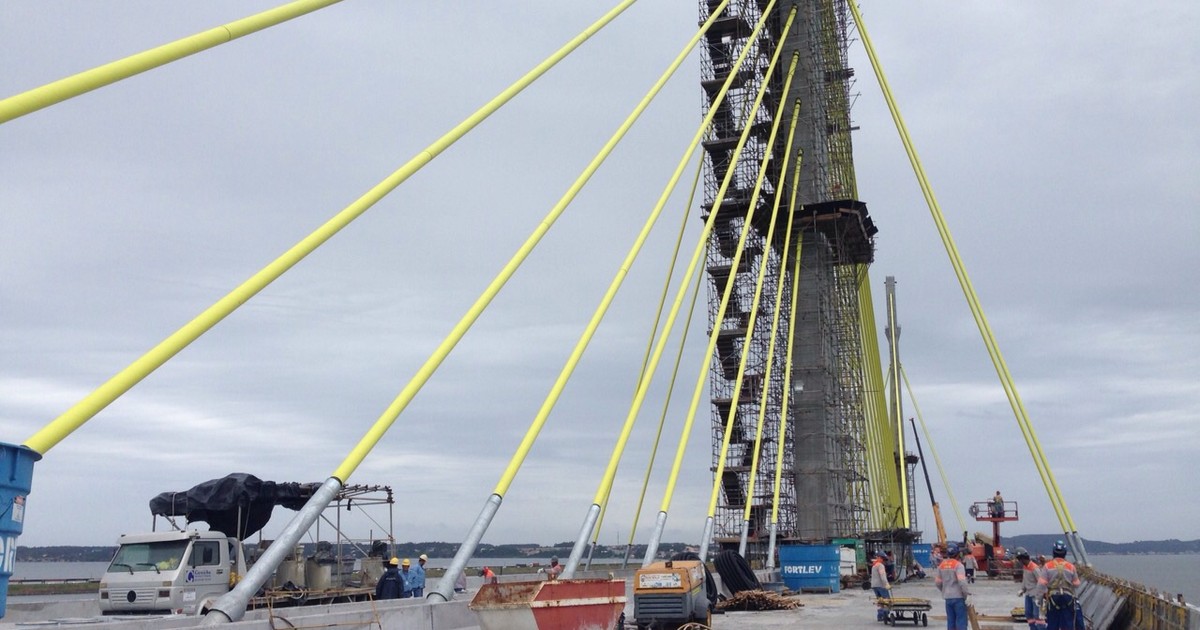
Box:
[712,574,1025,629]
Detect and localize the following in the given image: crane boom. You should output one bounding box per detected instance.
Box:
[910,418,947,546]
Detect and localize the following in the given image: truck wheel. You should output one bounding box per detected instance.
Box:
[921,612,928,626]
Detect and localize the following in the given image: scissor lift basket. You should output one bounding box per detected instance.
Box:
[877,597,932,626]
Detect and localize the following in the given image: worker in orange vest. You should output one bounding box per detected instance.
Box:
[935,543,971,630]
[1015,548,1047,630]
[481,566,497,584]
[1042,541,1082,630]
[870,550,893,621]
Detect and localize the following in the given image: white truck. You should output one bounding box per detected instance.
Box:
[98,474,394,616]
[99,530,246,615]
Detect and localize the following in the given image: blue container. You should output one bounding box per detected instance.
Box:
[779,544,840,593]
[912,544,932,569]
[0,443,40,619]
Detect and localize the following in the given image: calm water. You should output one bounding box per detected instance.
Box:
[14,554,1198,604]
[1087,553,1199,604]
[11,556,621,581]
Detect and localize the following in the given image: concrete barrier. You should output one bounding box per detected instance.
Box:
[2,594,479,630]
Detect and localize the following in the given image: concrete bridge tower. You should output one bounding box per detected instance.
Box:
[699,0,879,558]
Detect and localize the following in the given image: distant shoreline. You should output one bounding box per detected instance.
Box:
[16,551,1200,563]
[17,537,1200,563]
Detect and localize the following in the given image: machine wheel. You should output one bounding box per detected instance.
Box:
[921,612,928,626]
[885,612,895,625]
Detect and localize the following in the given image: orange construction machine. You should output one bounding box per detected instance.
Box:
[965,495,1019,577]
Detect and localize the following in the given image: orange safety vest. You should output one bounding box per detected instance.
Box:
[1044,558,1080,594]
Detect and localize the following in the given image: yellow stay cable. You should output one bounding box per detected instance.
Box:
[769,158,805,529]
[623,251,706,551]
[0,0,342,124]
[743,134,800,524]
[900,365,967,534]
[491,0,732,498]
[860,277,899,525]
[660,36,796,520]
[23,0,637,458]
[847,3,1077,535]
[702,55,801,520]
[592,153,707,550]
[857,278,885,528]
[582,1,785,515]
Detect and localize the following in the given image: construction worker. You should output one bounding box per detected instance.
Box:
[481,565,497,584]
[991,491,1005,518]
[544,556,563,580]
[871,550,893,621]
[410,554,427,597]
[962,549,978,584]
[399,558,414,598]
[1016,547,1047,630]
[1043,541,1083,630]
[935,543,971,630]
[374,557,403,600]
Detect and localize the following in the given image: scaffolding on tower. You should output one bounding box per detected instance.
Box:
[699,0,879,565]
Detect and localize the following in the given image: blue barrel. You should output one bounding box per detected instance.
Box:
[779,544,840,593]
[912,544,932,569]
[0,443,40,618]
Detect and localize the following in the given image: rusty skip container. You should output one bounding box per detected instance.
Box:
[469,578,626,630]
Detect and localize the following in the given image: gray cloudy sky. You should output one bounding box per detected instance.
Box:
[1,1,1196,551]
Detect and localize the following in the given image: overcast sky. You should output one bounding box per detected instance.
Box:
[2,2,1196,551]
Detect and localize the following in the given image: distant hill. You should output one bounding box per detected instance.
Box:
[1001,535,1200,555]
[16,541,695,563]
[18,537,1199,562]
[16,546,116,562]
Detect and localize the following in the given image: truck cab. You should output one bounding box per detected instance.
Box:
[99,530,246,615]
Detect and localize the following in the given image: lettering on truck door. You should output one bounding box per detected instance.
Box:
[185,540,226,612]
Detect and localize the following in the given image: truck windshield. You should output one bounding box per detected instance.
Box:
[108,540,190,573]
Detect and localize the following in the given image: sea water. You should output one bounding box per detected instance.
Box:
[1088,553,1199,604]
[11,556,618,580]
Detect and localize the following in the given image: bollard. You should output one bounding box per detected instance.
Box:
[0,442,40,619]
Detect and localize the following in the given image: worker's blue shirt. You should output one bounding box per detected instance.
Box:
[399,569,414,593]
[409,564,426,589]
[375,567,403,599]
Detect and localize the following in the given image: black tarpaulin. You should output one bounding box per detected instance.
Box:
[148,473,318,539]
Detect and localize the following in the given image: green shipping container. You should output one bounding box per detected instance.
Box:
[832,538,865,570]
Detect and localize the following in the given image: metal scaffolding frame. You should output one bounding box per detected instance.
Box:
[700,0,876,561]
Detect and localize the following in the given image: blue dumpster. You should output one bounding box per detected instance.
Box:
[912,544,932,570]
[779,544,840,593]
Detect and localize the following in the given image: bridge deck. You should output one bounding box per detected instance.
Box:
[712,574,1023,629]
